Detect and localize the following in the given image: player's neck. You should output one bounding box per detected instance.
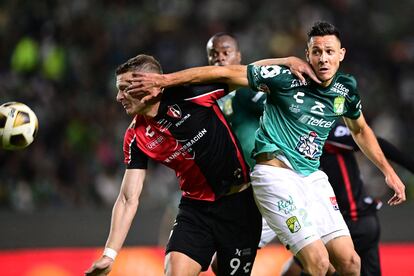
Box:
[321,77,334,87]
[142,101,160,118]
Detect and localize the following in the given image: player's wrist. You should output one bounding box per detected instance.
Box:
[103,247,118,260]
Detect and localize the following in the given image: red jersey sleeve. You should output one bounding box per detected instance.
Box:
[123,123,148,169]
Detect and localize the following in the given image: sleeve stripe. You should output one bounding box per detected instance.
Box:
[184,89,225,101]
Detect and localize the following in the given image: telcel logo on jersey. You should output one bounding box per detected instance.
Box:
[299,115,335,128]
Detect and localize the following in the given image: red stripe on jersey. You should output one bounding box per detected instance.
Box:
[336,153,358,221]
[211,104,249,183]
[185,89,226,107]
[129,116,216,201]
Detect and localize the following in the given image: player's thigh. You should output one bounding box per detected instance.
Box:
[309,171,350,241]
[251,165,319,255]
[258,217,278,248]
[166,201,216,272]
[165,251,202,276]
[359,245,380,276]
[347,214,380,254]
[214,187,262,275]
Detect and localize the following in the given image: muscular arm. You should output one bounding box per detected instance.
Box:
[85,169,146,275]
[343,114,406,205]
[127,57,319,102]
[160,65,249,90]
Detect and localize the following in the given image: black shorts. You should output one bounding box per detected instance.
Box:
[166,186,262,275]
[346,213,381,276]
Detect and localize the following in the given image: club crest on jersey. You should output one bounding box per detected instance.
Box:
[286,216,301,233]
[167,104,182,119]
[330,197,339,210]
[333,96,345,115]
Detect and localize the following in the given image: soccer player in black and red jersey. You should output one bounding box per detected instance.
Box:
[322,122,414,275]
[84,54,316,276]
[84,54,261,276]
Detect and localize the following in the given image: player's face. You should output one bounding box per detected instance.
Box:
[306,35,346,86]
[116,71,148,115]
[207,36,241,66]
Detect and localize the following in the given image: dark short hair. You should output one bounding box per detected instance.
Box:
[116,54,163,75]
[206,32,239,51]
[307,21,341,42]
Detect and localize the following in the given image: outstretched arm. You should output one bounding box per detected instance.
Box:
[127,65,248,102]
[344,114,406,206]
[85,169,146,276]
[127,57,319,102]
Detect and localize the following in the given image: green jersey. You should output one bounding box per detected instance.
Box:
[218,88,266,168]
[247,64,361,176]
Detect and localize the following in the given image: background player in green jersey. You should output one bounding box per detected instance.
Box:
[126,21,405,276]
[207,32,266,168]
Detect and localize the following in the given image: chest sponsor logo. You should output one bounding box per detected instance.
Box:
[164,128,207,163]
[167,104,182,119]
[332,82,349,96]
[146,135,165,150]
[295,131,321,160]
[310,101,325,116]
[299,115,335,128]
[333,96,345,115]
[286,216,301,233]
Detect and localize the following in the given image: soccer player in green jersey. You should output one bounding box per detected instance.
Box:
[126,21,406,276]
[207,32,267,168]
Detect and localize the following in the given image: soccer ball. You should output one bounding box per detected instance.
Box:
[0,102,38,150]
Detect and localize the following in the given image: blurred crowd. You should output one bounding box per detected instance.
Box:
[1,0,413,212]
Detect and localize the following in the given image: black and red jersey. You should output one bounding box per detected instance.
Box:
[321,122,414,221]
[123,83,249,202]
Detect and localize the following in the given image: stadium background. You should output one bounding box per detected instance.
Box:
[0,0,413,275]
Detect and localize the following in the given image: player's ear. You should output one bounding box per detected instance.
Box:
[339,48,346,62]
[236,51,242,64]
[305,49,310,62]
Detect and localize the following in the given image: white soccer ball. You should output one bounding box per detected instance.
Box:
[0,102,38,150]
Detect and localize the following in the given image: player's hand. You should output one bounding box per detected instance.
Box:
[385,172,406,206]
[85,256,114,276]
[126,72,165,103]
[286,56,321,85]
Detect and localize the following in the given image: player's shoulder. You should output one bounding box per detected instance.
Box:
[335,72,358,91]
[249,64,294,79]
